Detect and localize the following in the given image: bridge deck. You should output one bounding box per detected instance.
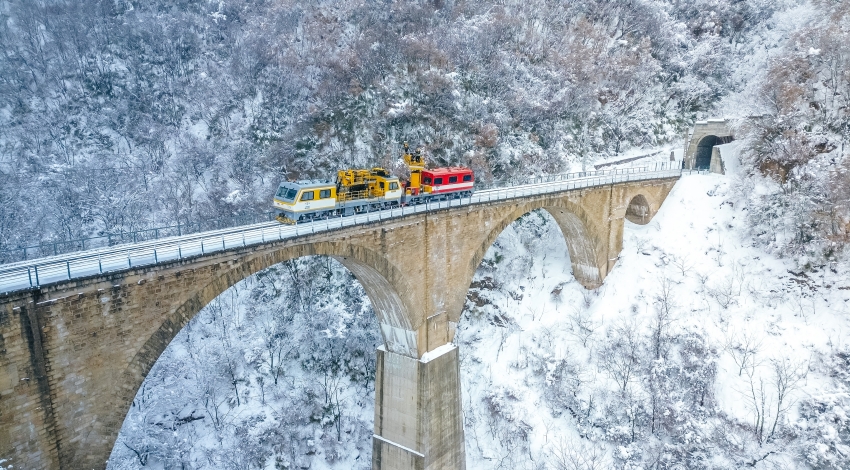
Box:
[0,163,691,295]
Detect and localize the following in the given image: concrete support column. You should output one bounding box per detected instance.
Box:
[372,344,465,470]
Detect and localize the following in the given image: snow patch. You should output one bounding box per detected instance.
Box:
[420,343,456,363]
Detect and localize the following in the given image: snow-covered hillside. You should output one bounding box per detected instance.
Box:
[460,166,850,468]
[2,0,848,467]
[1,0,783,255]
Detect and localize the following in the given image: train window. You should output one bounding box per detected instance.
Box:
[284,188,297,201]
[300,191,314,201]
[319,189,331,199]
[389,182,399,190]
[463,174,472,182]
[448,176,458,183]
[424,177,432,184]
[434,177,443,185]
[380,182,385,189]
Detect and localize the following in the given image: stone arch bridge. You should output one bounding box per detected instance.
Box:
[0,171,680,470]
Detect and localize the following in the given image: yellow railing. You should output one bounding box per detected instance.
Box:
[337,189,371,202]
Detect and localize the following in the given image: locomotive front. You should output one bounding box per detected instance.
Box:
[273,180,336,224]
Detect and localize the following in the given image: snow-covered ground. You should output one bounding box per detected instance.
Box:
[458,150,850,468]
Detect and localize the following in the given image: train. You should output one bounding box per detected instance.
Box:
[273,143,475,224]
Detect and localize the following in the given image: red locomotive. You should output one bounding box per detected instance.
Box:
[400,143,474,204]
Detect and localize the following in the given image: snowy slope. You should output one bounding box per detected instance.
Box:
[458,161,850,468]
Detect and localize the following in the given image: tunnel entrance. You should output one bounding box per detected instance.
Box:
[695,135,718,169]
[694,135,734,170]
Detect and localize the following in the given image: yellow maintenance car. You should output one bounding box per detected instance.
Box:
[273,168,402,224]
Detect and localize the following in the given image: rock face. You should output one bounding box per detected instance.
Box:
[0,177,677,470]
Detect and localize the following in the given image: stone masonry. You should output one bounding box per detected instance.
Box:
[0,177,678,470]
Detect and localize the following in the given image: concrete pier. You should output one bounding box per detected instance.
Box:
[373,345,465,470]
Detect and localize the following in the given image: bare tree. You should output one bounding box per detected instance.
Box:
[743,356,808,444]
[257,314,293,385]
[670,253,693,277]
[745,367,770,445]
[789,286,816,324]
[551,282,566,312]
[725,328,763,376]
[651,277,677,359]
[767,357,808,440]
[599,319,643,393]
[707,273,742,309]
[568,306,600,348]
[547,437,609,470]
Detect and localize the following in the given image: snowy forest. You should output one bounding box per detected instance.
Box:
[1,0,790,249]
[1,0,850,469]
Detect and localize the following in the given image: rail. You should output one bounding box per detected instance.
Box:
[0,162,701,295]
[0,212,279,263]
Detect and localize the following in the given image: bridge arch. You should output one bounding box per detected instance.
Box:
[0,176,684,470]
[625,194,652,225]
[105,242,416,463]
[466,199,605,291]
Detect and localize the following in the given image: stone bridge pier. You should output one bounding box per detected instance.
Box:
[0,178,678,470]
